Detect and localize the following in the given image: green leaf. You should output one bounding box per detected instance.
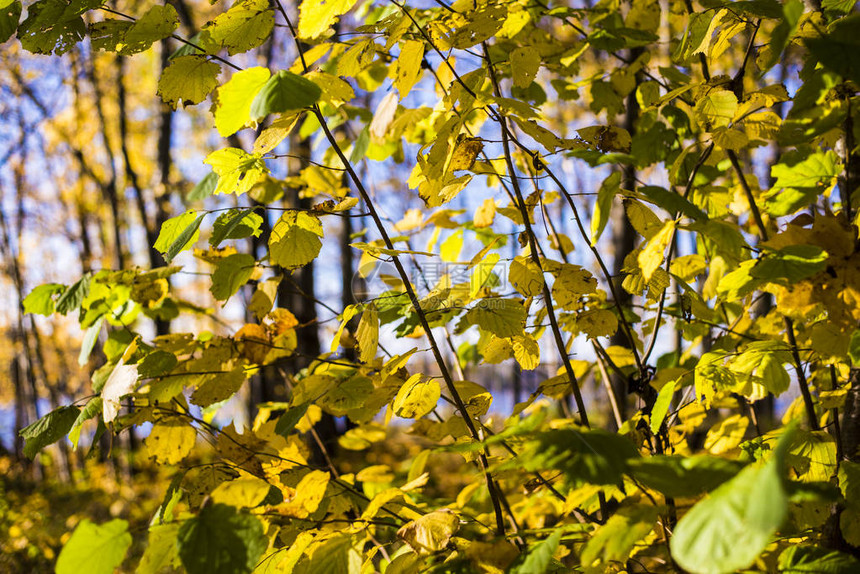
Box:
[751,245,829,284]
[210,208,264,247]
[275,402,310,437]
[849,330,860,365]
[177,503,266,574]
[0,0,21,43]
[137,350,178,378]
[778,545,860,573]
[670,424,797,574]
[694,89,737,130]
[510,46,540,89]
[68,397,103,449]
[268,211,324,269]
[627,455,745,498]
[522,428,640,485]
[765,150,841,217]
[210,253,256,301]
[204,148,269,195]
[158,55,221,108]
[78,316,103,366]
[762,0,802,71]
[510,529,562,574]
[19,405,80,459]
[199,0,273,56]
[639,185,706,221]
[249,71,322,121]
[649,380,675,434]
[805,14,860,87]
[56,274,91,315]
[116,4,178,55]
[581,505,658,567]
[154,211,204,263]
[188,170,219,201]
[56,519,132,574]
[298,0,358,40]
[22,282,64,315]
[214,67,271,137]
[17,0,96,55]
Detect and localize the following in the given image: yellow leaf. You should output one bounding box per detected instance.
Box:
[269,211,324,268]
[509,255,543,297]
[145,421,196,465]
[204,148,269,195]
[470,252,500,298]
[480,336,513,363]
[397,509,460,554]
[510,46,540,89]
[512,335,540,370]
[394,40,424,99]
[704,414,749,455]
[356,303,379,363]
[330,305,360,352]
[214,67,271,137]
[279,470,330,518]
[474,198,496,228]
[307,71,355,105]
[362,488,406,520]
[552,264,597,309]
[235,323,270,364]
[638,221,674,282]
[211,476,270,508]
[298,0,358,39]
[449,137,484,171]
[576,308,619,339]
[253,114,300,154]
[393,374,440,419]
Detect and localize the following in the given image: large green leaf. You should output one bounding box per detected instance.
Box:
[778,545,860,573]
[627,455,745,498]
[510,529,562,574]
[520,428,640,485]
[751,245,829,284]
[765,150,841,216]
[177,503,267,574]
[210,253,256,301]
[0,0,21,43]
[115,4,178,55]
[17,0,99,55]
[19,405,80,459]
[670,425,796,574]
[22,282,64,315]
[805,14,860,87]
[581,505,658,567]
[55,518,132,574]
[210,208,264,246]
[154,210,204,263]
[249,71,322,121]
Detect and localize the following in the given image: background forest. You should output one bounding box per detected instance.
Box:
[1,0,860,572]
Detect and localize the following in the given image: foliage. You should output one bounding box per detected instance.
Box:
[3,0,860,572]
